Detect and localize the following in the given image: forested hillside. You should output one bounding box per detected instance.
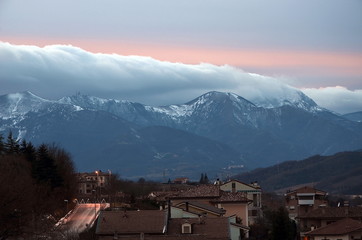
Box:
[235,151,362,194]
[0,132,77,237]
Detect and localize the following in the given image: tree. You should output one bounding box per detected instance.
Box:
[34,144,62,188]
[4,131,20,154]
[204,173,209,184]
[0,134,4,155]
[199,173,204,184]
[199,173,210,184]
[269,207,296,240]
[0,155,35,236]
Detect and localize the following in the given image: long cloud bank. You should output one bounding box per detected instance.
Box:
[0,42,361,114]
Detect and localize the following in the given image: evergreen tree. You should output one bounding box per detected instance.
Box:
[270,207,296,240]
[199,173,204,184]
[4,131,20,154]
[0,134,4,155]
[20,140,37,177]
[204,173,209,184]
[35,144,62,188]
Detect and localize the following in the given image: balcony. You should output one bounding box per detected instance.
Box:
[298,199,315,205]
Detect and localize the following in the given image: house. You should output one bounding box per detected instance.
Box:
[96,210,166,239]
[305,218,362,240]
[285,186,328,220]
[166,184,251,238]
[173,177,189,184]
[77,170,111,202]
[95,209,246,240]
[219,180,262,224]
[297,206,362,235]
[210,191,250,225]
[174,201,226,217]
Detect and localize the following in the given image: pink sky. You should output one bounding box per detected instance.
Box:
[4,37,362,88]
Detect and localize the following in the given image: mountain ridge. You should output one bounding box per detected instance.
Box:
[0,90,361,179]
[234,150,362,194]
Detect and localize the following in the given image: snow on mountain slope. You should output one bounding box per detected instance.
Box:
[0,91,54,119]
[250,87,324,112]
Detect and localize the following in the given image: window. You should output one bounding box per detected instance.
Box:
[289,206,295,210]
[253,194,258,207]
[232,183,236,193]
[182,223,192,234]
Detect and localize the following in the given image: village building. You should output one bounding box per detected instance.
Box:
[76,170,111,202]
[172,177,189,184]
[285,186,328,220]
[297,206,362,235]
[305,218,362,240]
[95,209,247,240]
[219,180,262,224]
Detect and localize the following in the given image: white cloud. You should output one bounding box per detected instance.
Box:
[0,42,361,114]
[302,87,362,114]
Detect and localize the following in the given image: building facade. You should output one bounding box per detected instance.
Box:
[220,180,262,224]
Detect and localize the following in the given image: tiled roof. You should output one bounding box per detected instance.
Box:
[286,186,327,195]
[167,217,230,240]
[298,207,362,219]
[98,235,208,240]
[169,185,220,199]
[96,210,166,235]
[210,191,250,203]
[306,218,362,236]
[175,201,226,215]
[150,191,179,201]
[221,179,261,190]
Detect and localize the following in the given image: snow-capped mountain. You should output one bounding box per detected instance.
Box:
[0,91,54,119]
[1,90,361,179]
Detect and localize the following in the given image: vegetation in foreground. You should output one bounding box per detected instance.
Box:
[0,132,77,238]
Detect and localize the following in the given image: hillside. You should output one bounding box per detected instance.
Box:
[235,151,362,194]
[343,111,362,122]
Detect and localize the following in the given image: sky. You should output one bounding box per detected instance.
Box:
[0,0,361,114]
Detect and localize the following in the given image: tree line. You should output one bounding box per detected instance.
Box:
[0,132,77,238]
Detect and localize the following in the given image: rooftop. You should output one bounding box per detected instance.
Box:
[167,217,230,240]
[298,206,362,219]
[306,218,362,236]
[169,185,220,199]
[210,191,250,203]
[96,210,166,235]
[175,201,226,215]
[285,186,327,196]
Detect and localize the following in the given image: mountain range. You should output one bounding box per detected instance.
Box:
[0,90,361,180]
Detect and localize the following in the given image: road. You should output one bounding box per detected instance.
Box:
[59,203,108,233]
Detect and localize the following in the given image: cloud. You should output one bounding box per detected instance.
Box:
[0,42,361,114]
[302,87,362,114]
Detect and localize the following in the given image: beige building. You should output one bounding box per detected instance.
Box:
[220,179,262,224]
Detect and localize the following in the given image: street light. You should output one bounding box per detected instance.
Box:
[92,189,96,219]
[95,170,100,201]
[64,200,69,213]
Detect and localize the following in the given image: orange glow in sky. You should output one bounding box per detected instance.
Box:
[4,37,362,79]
